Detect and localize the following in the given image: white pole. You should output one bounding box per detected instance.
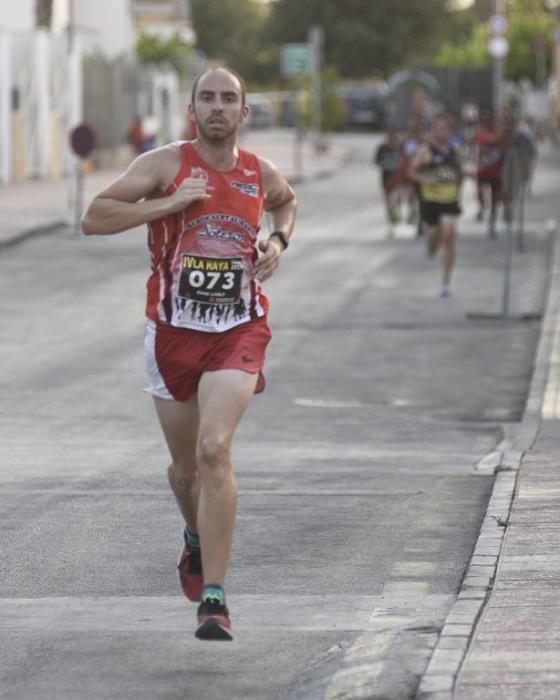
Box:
[69,34,82,129]
[66,0,82,221]
[0,32,12,184]
[35,29,51,178]
[309,25,323,149]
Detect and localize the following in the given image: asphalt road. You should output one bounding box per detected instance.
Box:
[0,133,552,700]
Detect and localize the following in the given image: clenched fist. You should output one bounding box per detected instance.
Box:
[168,174,212,212]
[254,237,283,282]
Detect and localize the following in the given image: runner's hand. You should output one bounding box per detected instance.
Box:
[168,175,211,212]
[255,237,283,282]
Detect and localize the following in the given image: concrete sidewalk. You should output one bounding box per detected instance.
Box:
[0,130,349,248]
[418,144,560,699]
[453,221,560,700]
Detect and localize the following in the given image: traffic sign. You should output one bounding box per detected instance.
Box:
[488,36,509,59]
[488,14,507,36]
[70,123,96,158]
[281,43,312,77]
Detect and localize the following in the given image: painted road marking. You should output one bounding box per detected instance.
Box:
[0,594,449,634]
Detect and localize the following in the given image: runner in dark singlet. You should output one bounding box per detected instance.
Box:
[409,113,462,297]
[374,128,404,237]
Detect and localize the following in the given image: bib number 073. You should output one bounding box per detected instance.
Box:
[178,254,243,305]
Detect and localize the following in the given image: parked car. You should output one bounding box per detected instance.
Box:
[246,96,273,129]
[338,80,388,130]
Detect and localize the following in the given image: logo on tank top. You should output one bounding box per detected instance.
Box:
[190,166,208,180]
[198,223,244,243]
[231,181,259,198]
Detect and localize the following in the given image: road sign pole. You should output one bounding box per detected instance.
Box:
[293,79,304,180]
[502,199,514,318]
[492,55,504,116]
[501,146,520,318]
[488,3,508,116]
[74,159,84,236]
[69,122,96,234]
[309,26,323,151]
[280,43,312,182]
[516,179,527,252]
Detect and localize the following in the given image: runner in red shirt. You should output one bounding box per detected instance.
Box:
[474,110,503,238]
[82,67,297,641]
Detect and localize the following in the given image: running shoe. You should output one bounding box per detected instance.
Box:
[439,283,451,298]
[195,599,233,641]
[177,542,203,602]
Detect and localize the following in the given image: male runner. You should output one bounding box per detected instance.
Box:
[474,110,503,238]
[82,67,297,641]
[409,113,462,297]
[403,118,431,236]
[374,128,404,237]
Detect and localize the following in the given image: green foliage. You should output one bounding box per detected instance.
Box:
[298,67,347,132]
[434,0,554,83]
[321,67,347,131]
[136,32,193,75]
[190,0,268,84]
[434,22,491,67]
[505,0,553,82]
[189,0,471,83]
[266,0,460,78]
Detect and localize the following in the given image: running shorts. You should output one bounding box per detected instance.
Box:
[477,175,501,197]
[144,316,272,401]
[420,200,461,226]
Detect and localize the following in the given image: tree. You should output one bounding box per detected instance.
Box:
[35,0,53,29]
[266,0,463,79]
[136,32,193,76]
[505,0,554,83]
[189,0,269,84]
[434,0,554,84]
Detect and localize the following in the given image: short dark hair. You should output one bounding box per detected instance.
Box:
[190,67,247,107]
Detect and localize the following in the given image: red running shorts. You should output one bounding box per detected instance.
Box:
[144,316,272,401]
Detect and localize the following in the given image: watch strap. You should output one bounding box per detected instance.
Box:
[270,231,289,250]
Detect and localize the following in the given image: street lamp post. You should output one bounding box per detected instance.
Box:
[543,0,560,134]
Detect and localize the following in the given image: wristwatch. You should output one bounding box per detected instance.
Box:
[270,230,289,251]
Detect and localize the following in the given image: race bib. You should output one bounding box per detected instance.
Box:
[178,254,243,305]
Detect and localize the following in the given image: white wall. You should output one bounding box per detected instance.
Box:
[77,0,135,58]
[0,0,135,57]
[0,0,34,32]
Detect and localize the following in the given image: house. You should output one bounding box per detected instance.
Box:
[0,0,195,184]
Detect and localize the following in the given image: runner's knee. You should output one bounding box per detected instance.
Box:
[196,435,231,472]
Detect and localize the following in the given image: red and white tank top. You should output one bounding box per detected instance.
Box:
[146,141,269,333]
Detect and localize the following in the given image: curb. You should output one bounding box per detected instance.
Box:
[415,219,559,700]
[0,220,69,250]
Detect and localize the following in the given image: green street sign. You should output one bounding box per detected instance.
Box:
[281,43,312,77]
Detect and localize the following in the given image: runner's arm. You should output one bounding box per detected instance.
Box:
[454,145,466,182]
[407,146,435,187]
[254,158,297,282]
[81,148,210,235]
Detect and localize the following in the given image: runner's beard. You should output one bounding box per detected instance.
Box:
[196,118,238,143]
